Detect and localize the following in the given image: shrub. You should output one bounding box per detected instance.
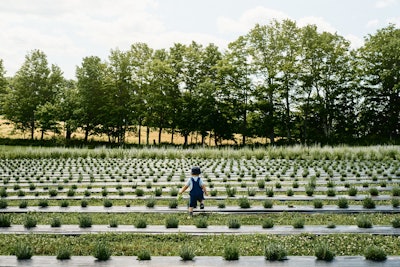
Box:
[392,187,400,196]
[363,197,376,209]
[165,216,179,228]
[364,245,386,261]
[168,199,178,209]
[327,223,336,229]
[81,199,88,207]
[18,200,28,209]
[109,219,118,228]
[56,247,71,260]
[223,245,239,261]
[146,197,156,208]
[217,202,226,209]
[238,197,251,208]
[210,189,218,196]
[392,198,400,208]
[326,188,336,197]
[266,188,274,197]
[226,186,236,197]
[180,245,195,261]
[0,199,8,209]
[292,217,305,228]
[369,187,379,196]
[263,200,273,209]
[135,188,144,197]
[67,189,75,197]
[264,244,287,261]
[247,188,256,196]
[286,189,294,196]
[228,218,241,229]
[313,199,323,209]
[391,217,400,228]
[49,189,58,197]
[79,215,92,228]
[348,187,358,196]
[356,215,373,228]
[262,218,274,229]
[305,186,314,197]
[257,180,265,189]
[38,199,48,208]
[50,217,61,228]
[195,217,208,228]
[60,200,69,208]
[24,215,37,228]
[154,187,162,197]
[337,197,349,209]
[14,242,33,260]
[166,185,178,196]
[103,199,113,208]
[135,218,147,228]
[0,214,11,227]
[315,243,335,261]
[137,250,151,261]
[93,242,112,261]
[0,187,7,198]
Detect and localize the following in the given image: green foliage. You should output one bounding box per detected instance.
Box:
[356,215,373,228]
[228,218,241,229]
[24,214,37,228]
[314,243,335,261]
[263,200,273,208]
[93,242,112,261]
[78,215,92,228]
[195,217,208,228]
[56,247,71,260]
[364,245,387,261]
[292,217,305,228]
[313,199,323,209]
[363,197,376,209]
[238,197,251,208]
[0,214,12,227]
[337,197,349,209]
[223,245,239,261]
[262,218,274,229]
[50,217,61,228]
[0,199,7,209]
[179,245,195,261]
[391,217,400,228]
[14,242,33,260]
[165,216,179,228]
[137,250,151,261]
[134,218,147,229]
[264,244,287,261]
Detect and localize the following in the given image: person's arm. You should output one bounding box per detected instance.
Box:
[201,184,208,196]
[179,185,189,194]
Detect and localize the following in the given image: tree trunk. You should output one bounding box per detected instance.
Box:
[138,123,141,145]
[158,127,162,144]
[146,127,150,145]
[30,120,35,140]
[84,127,89,143]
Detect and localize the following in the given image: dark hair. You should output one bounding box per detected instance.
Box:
[191,166,201,175]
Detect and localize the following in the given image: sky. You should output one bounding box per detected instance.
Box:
[0,0,399,79]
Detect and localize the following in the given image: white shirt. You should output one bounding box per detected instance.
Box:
[185,176,204,191]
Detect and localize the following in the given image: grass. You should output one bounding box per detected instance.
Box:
[0,233,399,256]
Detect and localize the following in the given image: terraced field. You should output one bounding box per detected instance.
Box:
[0,146,399,265]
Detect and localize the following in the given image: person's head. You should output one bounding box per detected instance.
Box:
[191,166,201,176]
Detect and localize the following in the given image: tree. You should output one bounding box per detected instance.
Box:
[0,59,8,114]
[356,24,400,142]
[76,56,108,142]
[216,36,252,145]
[127,43,154,145]
[246,21,284,144]
[57,80,80,140]
[3,50,62,139]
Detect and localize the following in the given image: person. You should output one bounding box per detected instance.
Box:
[178,166,208,218]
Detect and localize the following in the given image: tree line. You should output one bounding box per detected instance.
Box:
[0,20,399,146]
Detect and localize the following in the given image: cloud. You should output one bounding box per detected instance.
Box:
[297,16,337,33]
[217,6,290,34]
[375,0,398,8]
[345,34,365,49]
[386,17,400,26]
[366,19,380,28]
